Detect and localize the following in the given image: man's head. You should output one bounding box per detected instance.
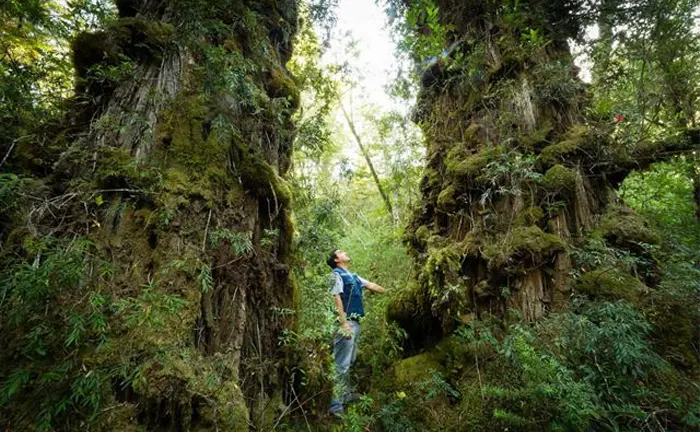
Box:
[326,249,351,269]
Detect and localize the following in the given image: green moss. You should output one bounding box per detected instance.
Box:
[162,168,210,204]
[405,221,427,253]
[72,18,174,80]
[422,253,456,289]
[266,67,300,109]
[541,164,577,191]
[538,124,591,165]
[419,239,469,303]
[446,145,505,179]
[426,234,450,249]
[94,147,134,181]
[575,268,647,301]
[461,230,482,257]
[643,290,700,376]
[154,94,257,209]
[197,382,249,431]
[597,205,660,246]
[423,168,441,189]
[386,280,438,348]
[129,349,248,431]
[498,33,528,66]
[394,351,445,387]
[520,120,553,148]
[230,140,292,206]
[473,279,491,297]
[463,122,484,143]
[100,404,143,432]
[108,17,175,55]
[411,225,433,251]
[515,206,544,226]
[93,147,161,190]
[387,281,423,323]
[644,290,700,372]
[415,225,431,242]
[437,184,457,210]
[225,184,246,206]
[424,242,462,276]
[394,335,482,388]
[613,130,697,166]
[158,95,223,169]
[483,226,566,270]
[71,31,121,78]
[276,208,295,263]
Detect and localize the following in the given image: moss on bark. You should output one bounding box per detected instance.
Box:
[0,1,300,430]
[388,0,669,355]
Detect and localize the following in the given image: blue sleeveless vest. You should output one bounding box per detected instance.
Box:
[333,267,365,319]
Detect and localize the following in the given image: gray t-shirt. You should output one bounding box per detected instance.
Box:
[330,271,369,296]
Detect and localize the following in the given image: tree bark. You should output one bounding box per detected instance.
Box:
[389,0,676,352]
[693,156,700,223]
[1,0,300,430]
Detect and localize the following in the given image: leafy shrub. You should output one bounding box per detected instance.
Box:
[0,238,112,430]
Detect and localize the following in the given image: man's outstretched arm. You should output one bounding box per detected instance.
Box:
[364,281,385,293]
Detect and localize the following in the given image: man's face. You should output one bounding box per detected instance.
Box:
[335,250,351,265]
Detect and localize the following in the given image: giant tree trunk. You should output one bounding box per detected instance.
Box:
[388,0,692,352]
[1,0,300,430]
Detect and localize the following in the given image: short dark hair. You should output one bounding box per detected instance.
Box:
[326,249,339,269]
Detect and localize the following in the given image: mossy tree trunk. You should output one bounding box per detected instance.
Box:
[1,0,300,430]
[389,0,698,352]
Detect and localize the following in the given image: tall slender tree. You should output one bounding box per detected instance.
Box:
[341,103,395,218]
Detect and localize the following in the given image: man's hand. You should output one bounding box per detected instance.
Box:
[341,321,353,339]
[366,282,386,294]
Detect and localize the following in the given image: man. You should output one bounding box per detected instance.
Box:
[326,249,385,415]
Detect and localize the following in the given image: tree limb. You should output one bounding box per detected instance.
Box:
[599,128,700,187]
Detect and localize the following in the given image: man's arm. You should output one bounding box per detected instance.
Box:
[330,272,353,337]
[363,280,386,293]
[333,294,352,338]
[334,294,348,324]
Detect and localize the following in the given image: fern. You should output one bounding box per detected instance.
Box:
[198,263,214,293]
[209,229,253,255]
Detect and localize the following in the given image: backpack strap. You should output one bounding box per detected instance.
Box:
[333,267,354,316]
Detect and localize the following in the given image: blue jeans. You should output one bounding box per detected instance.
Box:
[329,320,360,414]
